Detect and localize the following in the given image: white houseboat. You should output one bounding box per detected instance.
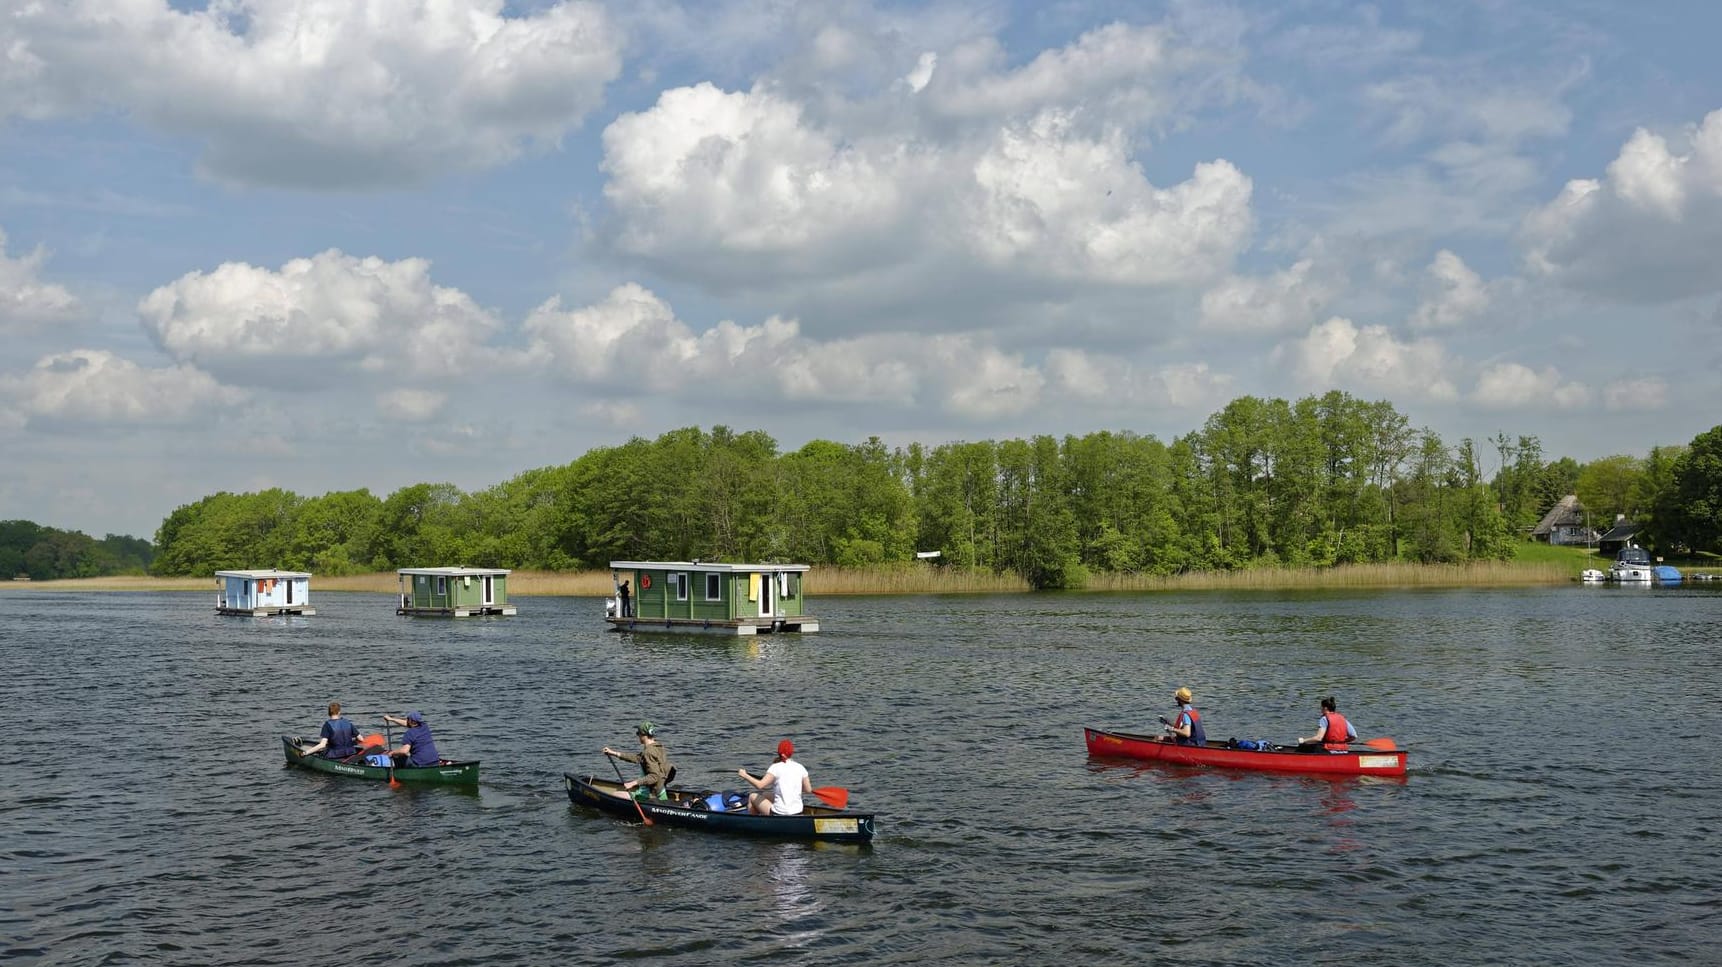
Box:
[215,570,314,616]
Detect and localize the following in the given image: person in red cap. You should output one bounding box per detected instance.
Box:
[737,739,813,816]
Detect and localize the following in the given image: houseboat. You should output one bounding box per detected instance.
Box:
[605,561,818,635]
[397,567,516,616]
[215,570,314,616]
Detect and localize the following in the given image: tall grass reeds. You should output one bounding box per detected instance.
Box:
[10,560,1575,594]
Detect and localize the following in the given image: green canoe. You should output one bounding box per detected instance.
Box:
[282,736,480,785]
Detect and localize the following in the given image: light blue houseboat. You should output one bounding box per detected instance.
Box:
[605,560,818,635]
[215,569,314,616]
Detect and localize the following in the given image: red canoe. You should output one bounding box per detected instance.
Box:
[1084,727,1408,778]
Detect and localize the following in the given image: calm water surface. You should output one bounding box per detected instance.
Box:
[2,585,1719,965]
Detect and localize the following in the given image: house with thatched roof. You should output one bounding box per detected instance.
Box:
[1532,495,1598,546]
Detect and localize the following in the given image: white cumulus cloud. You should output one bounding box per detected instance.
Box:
[1408,250,1489,330]
[598,22,1255,314]
[1,0,621,188]
[1520,109,1722,302]
[0,228,80,329]
[1276,317,1459,400]
[1471,362,1590,409]
[138,250,509,389]
[1199,258,1333,332]
[0,349,243,426]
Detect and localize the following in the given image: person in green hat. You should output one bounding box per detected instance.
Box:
[603,721,674,799]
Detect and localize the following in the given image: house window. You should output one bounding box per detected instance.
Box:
[705,573,722,600]
[437,576,447,595]
[674,573,689,601]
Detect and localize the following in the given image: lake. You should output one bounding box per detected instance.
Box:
[1,584,1718,965]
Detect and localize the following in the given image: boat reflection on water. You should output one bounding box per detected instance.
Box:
[766,848,823,948]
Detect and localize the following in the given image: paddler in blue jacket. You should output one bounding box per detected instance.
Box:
[301,701,360,759]
[383,710,440,767]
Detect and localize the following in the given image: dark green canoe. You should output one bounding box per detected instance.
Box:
[564,773,875,843]
[282,736,480,786]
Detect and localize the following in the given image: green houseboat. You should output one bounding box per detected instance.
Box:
[397,567,516,617]
[606,561,818,635]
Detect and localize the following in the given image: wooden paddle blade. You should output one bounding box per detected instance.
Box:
[810,786,849,809]
[1361,737,1398,751]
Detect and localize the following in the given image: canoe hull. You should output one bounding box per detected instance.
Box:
[1085,727,1408,778]
[282,736,480,785]
[564,773,875,843]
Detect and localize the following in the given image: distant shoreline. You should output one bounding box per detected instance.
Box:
[2,561,1577,595]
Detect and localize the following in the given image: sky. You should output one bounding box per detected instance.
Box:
[3,0,1720,540]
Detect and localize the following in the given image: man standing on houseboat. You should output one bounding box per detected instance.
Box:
[619,578,632,617]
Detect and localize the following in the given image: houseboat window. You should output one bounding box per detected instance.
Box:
[705,573,722,600]
[674,573,689,601]
[437,576,447,595]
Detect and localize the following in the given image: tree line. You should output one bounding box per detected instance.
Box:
[10,393,1717,585]
[0,520,155,580]
[129,392,1720,588]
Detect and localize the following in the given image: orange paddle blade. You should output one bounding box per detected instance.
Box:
[359,733,386,750]
[809,786,849,809]
[1361,737,1398,751]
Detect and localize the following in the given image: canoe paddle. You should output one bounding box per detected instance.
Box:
[606,752,654,826]
[807,786,849,809]
[1356,737,1398,751]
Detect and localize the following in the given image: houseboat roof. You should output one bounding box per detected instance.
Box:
[397,567,512,577]
[610,560,811,573]
[215,569,311,579]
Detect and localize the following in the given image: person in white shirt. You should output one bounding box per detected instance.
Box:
[738,739,812,816]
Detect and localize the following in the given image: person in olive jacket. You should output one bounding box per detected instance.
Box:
[603,720,673,799]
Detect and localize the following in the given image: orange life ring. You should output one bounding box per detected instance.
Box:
[639,574,651,590]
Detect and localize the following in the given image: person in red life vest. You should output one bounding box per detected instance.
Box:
[1158,686,1206,746]
[1298,696,1358,751]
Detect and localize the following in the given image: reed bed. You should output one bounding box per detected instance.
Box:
[9,560,1573,595]
[1084,560,1573,591]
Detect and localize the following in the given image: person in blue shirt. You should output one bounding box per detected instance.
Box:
[383,710,440,767]
[1159,686,1207,747]
[301,701,360,759]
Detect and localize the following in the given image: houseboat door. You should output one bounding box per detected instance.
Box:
[285,580,294,605]
[482,575,494,605]
[759,572,775,618]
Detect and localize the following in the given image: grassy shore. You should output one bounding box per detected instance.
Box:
[5,557,1592,595]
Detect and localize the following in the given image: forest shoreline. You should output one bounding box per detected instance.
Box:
[3,560,1579,595]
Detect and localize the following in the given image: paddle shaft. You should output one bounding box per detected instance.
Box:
[607,753,654,825]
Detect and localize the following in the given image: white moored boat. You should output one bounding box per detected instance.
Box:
[1610,546,1654,583]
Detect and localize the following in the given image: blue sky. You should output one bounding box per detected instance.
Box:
[3,0,1720,539]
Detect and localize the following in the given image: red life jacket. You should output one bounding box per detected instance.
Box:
[1176,706,1206,746]
[1322,711,1351,751]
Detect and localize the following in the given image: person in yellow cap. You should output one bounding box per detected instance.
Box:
[1159,687,1207,746]
[604,721,674,799]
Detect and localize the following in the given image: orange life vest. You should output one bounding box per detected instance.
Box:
[1322,711,1352,751]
